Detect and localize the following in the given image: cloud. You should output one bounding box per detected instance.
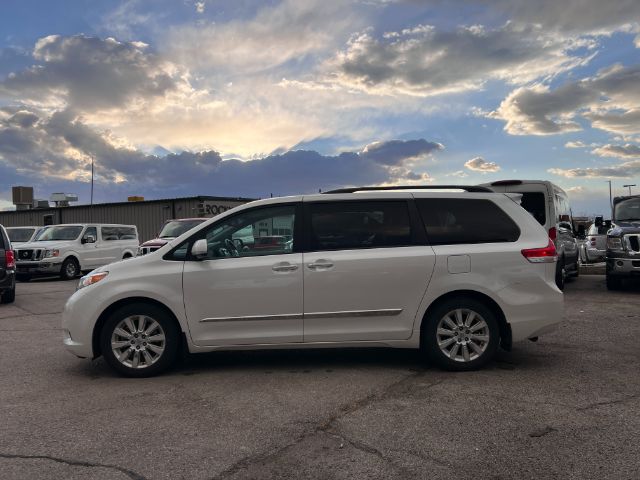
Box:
[548,161,640,178]
[565,140,587,148]
[166,0,362,74]
[329,22,596,96]
[0,108,441,197]
[0,35,189,112]
[464,157,501,172]
[592,144,640,158]
[490,64,640,136]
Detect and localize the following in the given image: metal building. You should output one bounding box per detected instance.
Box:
[0,196,254,242]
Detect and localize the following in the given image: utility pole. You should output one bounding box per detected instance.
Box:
[623,184,636,196]
[90,155,94,222]
[606,180,612,219]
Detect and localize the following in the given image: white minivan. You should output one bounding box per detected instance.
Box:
[480,180,580,290]
[15,224,138,281]
[62,187,563,377]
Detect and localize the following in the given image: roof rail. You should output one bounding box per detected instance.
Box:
[323,185,493,194]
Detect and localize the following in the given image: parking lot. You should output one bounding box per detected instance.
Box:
[0,276,638,480]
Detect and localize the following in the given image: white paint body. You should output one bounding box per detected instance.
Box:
[15,224,139,275]
[62,192,563,359]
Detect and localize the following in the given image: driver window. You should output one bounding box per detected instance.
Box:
[83,227,97,241]
[200,205,296,259]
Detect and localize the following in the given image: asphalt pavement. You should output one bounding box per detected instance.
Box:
[0,275,639,479]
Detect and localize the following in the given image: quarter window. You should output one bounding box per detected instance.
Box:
[308,201,412,251]
[417,198,520,245]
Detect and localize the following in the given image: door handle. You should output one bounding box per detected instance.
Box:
[272,262,299,272]
[307,260,334,270]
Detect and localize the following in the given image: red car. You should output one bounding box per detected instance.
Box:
[137,218,207,256]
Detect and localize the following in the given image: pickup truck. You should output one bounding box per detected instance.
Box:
[14,224,139,281]
[605,195,640,289]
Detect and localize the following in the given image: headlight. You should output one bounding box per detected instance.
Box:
[77,271,109,290]
[607,237,623,250]
[44,249,60,258]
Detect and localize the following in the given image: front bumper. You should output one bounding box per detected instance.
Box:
[61,287,97,358]
[607,257,640,276]
[15,260,62,275]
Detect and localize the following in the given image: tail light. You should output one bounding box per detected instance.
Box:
[590,237,596,246]
[5,250,15,269]
[522,239,557,263]
[548,227,557,241]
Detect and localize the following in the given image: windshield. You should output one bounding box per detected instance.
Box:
[36,226,83,241]
[158,220,205,238]
[7,228,36,242]
[614,198,640,221]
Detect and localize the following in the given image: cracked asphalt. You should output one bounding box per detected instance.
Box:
[0,275,639,479]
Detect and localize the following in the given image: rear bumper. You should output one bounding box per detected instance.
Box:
[15,260,62,276]
[607,257,640,276]
[497,278,564,342]
[585,247,605,263]
[0,270,15,292]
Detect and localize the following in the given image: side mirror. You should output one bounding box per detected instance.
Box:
[191,239,208,259]
[83,235,96,244]
[595,215,604,227]
[577,225,586,238]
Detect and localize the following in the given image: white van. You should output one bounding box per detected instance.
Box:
[480,180,579,289]
[14,224,139,281]
[62,186,563,377]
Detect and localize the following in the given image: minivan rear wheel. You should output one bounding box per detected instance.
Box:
[100,303,179,377]
[422,297,500,371]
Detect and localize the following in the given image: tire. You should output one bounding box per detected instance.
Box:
[422,297,500,371]
[606,275,622,291]
[16,274,31,282]
[1,287,15,304]
[555,258,566,290]
[122,253,132,260]
[60,257,80,280]
[568,258,580,279]
[100,303,179,377]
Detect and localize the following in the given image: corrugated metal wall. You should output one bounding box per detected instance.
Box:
[0,197,251,242]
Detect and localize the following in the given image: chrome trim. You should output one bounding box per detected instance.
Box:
[200,308,403,323]
[304,308,403,319]
[201,313,304,323]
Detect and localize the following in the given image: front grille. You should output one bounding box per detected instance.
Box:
[16,249,43,261]
[625,235,640,253]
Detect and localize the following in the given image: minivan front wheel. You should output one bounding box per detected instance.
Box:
[423,298,500,371]
[100,303,179,377]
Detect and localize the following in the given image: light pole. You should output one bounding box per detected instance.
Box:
[623,184,636,196]
[606,180,612,219]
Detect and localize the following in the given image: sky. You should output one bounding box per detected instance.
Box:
[0,0,639,216]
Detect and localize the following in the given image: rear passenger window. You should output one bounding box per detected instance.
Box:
[417,199,520,245]
[101,226,137,241]
[309,201,412,251]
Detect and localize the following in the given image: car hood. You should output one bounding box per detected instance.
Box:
[609,221,640,236]
[13,240,76,249]
[140,238,172,247]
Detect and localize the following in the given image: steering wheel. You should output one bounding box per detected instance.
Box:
[225,238,239,257]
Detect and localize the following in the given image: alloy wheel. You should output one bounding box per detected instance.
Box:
[436,308,490,362]
[111,315,166,369]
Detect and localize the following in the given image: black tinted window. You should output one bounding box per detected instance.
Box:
[417,198,520,245]
[309,201,412,251]
[517,192,546,226]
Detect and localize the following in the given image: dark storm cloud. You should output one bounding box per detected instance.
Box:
[0,110,439,199]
